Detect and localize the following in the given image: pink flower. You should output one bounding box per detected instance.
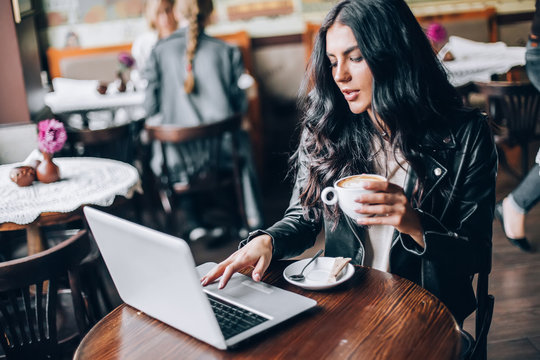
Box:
[426,22,448,44]
[38,119,67,154]
[118,52,135,69]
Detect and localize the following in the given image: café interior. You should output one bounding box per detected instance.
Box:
[0,0,540,359]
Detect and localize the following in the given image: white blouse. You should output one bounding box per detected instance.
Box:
[363,139,409,272]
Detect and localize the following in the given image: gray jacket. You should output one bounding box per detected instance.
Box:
[143,27,247,126]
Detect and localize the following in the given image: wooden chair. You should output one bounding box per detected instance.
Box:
[55,119,146,226]
[45,227,120,328]
[462,247,495,360]
[473,81,540,179]
[0,230,91,359]
[468,270,495,360]
[63,118,145,163]
[145,114,254,236]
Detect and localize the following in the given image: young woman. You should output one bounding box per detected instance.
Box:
[202,0,497,329]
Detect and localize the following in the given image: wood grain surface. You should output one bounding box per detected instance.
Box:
[74,261,460,359]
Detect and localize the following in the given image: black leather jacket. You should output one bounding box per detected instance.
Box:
[246,109,497,323]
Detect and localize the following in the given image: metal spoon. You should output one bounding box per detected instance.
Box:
[288,249,324,281]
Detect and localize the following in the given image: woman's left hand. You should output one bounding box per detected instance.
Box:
[355,181,424,247]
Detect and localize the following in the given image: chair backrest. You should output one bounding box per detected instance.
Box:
[145,115,241,143]
[64,118,145,164]
[463,238,494,360]
[145,114,242,190]
[469,271,494,360]
[473,81,540,144]
[0,123,38,165]
[0,230,90,359]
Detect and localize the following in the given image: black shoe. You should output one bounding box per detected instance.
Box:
[494,201,532,252]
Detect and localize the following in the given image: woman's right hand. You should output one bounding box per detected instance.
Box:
[200,234,273,289]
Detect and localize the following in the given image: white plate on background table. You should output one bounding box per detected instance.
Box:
[283,257,355,290]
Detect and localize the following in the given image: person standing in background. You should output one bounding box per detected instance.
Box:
[495,0,540,253]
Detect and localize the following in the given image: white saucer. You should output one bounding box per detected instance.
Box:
[283,257,355,290]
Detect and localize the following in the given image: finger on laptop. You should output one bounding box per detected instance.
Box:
[219,262,238,289]
[252,255,271,282]
[202,235,273,288]
[200,255,235,286]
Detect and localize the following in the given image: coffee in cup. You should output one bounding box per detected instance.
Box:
[321,174,387,220]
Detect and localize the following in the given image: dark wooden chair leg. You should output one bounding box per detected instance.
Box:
[496,144,522,181]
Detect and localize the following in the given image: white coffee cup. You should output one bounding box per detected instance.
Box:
[321,174,387,220]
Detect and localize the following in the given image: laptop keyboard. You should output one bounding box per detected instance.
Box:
[206,293,268,340]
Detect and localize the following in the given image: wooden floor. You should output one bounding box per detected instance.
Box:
[469,144,540,360]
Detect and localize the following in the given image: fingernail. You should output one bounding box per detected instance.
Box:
[201,278,207,286]
[253,272,260,281]
[218,280,224,289]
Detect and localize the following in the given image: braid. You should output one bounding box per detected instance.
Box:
[184,0,200,93]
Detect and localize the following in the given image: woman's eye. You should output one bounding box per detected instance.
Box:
[329,61,337,68]
[351,56,363,62]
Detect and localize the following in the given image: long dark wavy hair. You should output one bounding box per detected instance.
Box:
[293,0,463,222]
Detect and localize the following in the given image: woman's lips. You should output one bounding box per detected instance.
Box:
[342,89,359,101]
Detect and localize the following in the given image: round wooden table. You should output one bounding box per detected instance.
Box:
[74,261,461,359]
[0,157,140,254]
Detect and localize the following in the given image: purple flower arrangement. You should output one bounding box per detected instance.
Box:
[118,52,135,70]
[426,22,448,44]
[38,119,67,154]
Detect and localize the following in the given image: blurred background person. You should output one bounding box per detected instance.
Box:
[131,0,178,89]
[143,0,262,241]
[495,0,540,253]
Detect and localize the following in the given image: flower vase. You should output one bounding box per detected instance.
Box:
[36,152,60,183]
[116,71,127,93]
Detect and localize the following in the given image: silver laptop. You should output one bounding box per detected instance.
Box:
[83,207,317,350]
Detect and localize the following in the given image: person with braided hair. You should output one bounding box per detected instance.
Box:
[143,0,261,241]
[144,0,247,126]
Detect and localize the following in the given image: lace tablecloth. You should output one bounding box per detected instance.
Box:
[0,157,141,225]
[441,36,526,87]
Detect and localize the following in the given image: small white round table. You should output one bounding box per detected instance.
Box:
[0,157,141,254]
